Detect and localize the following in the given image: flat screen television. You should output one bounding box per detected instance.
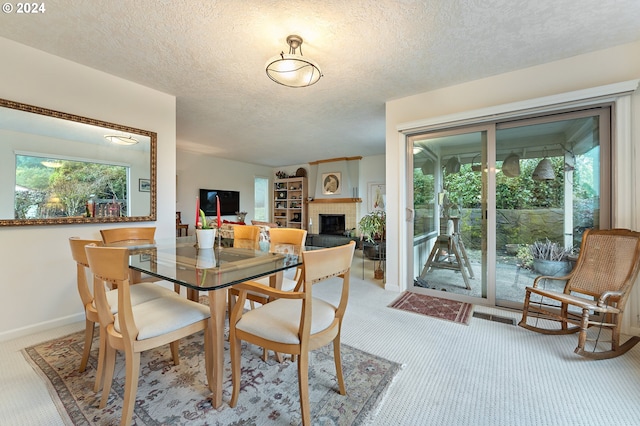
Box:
[199,189,240,216]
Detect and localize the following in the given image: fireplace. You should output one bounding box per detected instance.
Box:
[319,214,346,235]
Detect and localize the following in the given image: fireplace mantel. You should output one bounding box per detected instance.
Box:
[309,198,362,204]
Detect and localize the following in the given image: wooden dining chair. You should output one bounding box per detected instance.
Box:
[229,241,356,425]
[254,227,308,291]
[100,227,156,245]
[519,228,640,359]
[228,228,308,309]
[69,237,178,392]
[232,225,261,249]
[176,211,188,236]
[100,226,180,293]
[85,244,213,426]
[228,228,307,361]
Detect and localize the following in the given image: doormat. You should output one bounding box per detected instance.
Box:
[23,329,401,426]
[389,291,473,325]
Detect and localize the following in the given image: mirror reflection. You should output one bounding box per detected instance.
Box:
[0,98,156,226]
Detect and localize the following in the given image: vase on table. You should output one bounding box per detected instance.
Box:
[196,228,216,249]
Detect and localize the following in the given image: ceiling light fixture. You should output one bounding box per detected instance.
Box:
[532,157,555,180]
[265,35,322,88]
[104,134,138,145]
[41,160,63,168]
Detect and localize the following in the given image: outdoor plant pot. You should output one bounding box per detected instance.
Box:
[533,258,572,276]
[505,244,520,255]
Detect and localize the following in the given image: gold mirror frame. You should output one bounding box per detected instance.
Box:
[0,98,156,226]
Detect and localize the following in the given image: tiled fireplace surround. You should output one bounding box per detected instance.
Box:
[307,201,361,235]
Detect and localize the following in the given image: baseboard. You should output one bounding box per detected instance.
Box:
[0,312,84,343]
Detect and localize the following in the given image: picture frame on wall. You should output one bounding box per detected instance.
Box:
[322,172,341,195]
[139,178,151,192]
[368,182,386,212]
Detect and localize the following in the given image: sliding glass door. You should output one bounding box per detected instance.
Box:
[411,126,490,302]
[493,108,610,308]
[408,106,610,308]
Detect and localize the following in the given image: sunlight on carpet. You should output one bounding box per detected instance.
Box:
[389,291,474,325]
[23,329,401,425]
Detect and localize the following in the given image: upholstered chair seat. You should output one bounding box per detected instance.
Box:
[235,297,337,344]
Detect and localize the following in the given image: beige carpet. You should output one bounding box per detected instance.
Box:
[23,329,400,425]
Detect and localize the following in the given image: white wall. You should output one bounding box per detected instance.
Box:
[176,151,273,231]
[385,40,640,296]
[0,37,177,340]
[359,154,386,215]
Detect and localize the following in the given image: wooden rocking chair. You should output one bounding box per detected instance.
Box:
[519,228,640,359]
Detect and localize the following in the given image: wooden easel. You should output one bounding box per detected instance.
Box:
[419,217,474,289]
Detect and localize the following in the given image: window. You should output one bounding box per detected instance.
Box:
[15,153,128,219]
[254,176,269,221]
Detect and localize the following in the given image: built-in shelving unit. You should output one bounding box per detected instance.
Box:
[273,177,307,229]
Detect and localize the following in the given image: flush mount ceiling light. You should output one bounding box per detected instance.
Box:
[41,160,62,168]
[104,134,138,145]
[265,35,322,88]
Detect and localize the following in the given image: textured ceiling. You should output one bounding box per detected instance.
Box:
[1,0,639,167]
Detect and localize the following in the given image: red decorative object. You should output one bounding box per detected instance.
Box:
[195,196,200,228]
[216,196,221,228]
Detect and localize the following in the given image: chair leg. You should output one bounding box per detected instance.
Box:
[79,319,95,373]
[298,352,311,426]
[169,340,180,365]
[99,345,116,409]
[94,325,107,393]
[560,302,570,331]
[332,337,346,395]
[576,307,590,354]
[121,350,141,426]
[229,334,242,407]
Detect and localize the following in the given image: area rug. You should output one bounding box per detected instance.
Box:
[23,329,400,425]
[389,292,473,325]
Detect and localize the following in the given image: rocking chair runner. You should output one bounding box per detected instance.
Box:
[519,228,640,359]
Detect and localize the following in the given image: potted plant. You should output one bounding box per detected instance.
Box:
[196,209,216,249]
[358,210,386,279]
[528,238,573,276]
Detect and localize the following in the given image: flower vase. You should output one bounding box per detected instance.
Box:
[196,228,216,249]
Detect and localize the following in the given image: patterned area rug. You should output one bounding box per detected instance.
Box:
[23,329,400,425]
[389,292,473,325]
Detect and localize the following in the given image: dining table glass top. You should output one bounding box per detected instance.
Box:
[114,236,302,291]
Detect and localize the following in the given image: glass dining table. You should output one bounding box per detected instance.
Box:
[109,236,302,408]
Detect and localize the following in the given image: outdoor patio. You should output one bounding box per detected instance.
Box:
[414,248,569,305]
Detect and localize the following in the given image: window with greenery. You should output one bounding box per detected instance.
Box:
[15,154,128,219]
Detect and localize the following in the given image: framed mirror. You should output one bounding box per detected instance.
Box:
[0,98,156,226]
